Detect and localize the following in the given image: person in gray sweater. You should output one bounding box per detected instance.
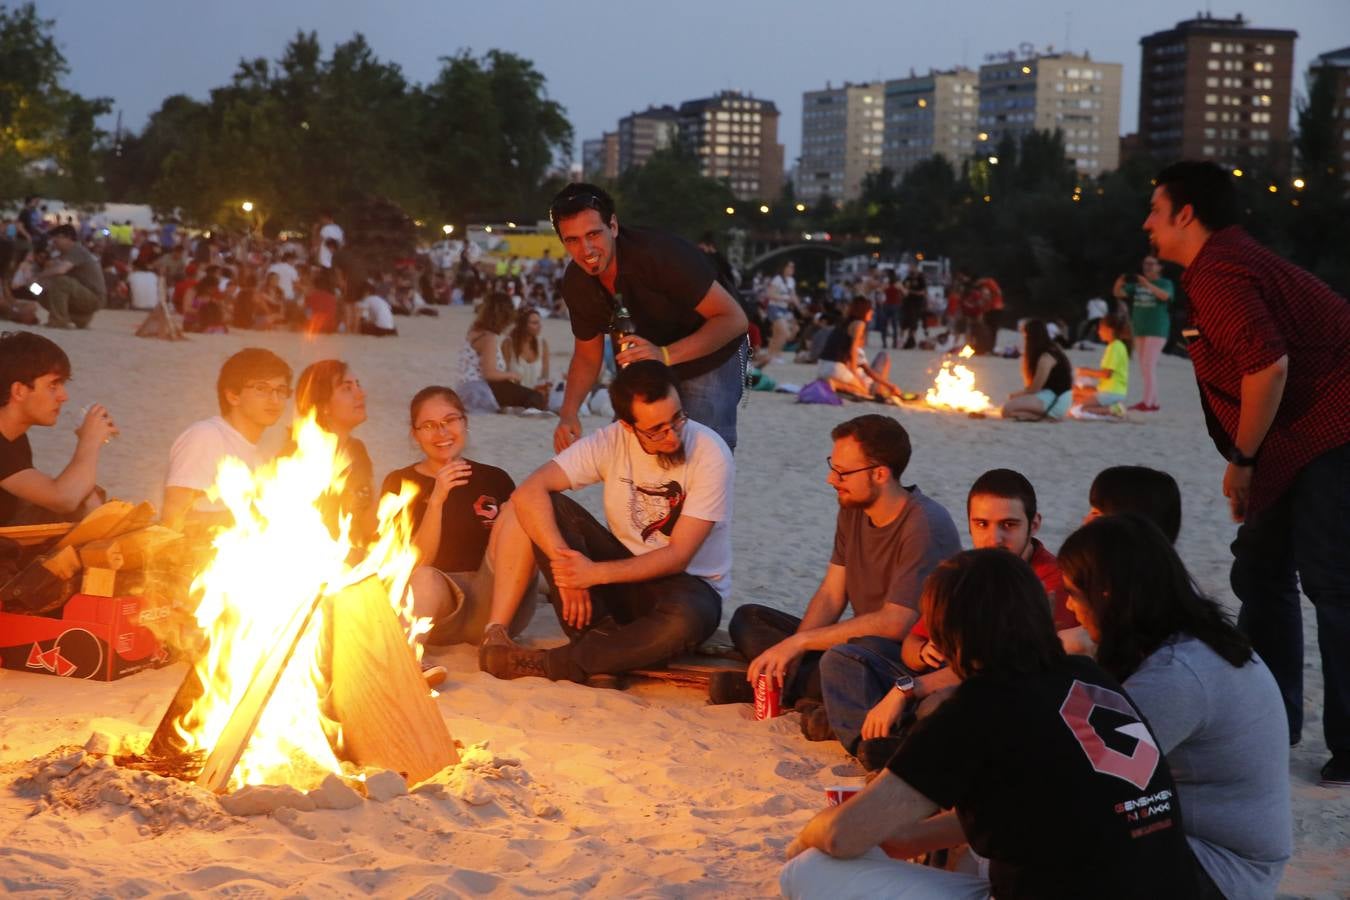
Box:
[1059,514,1292,900]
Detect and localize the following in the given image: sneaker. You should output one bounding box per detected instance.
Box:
[1109,402,1126,417]
[421,663,448,689]
[479,640,549,680]
[798,702,835,742]
[1320,753,1350,786]
[708,670,755,705]
[856,736,903,772]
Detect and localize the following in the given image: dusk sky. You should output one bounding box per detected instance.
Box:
[37,0,1349,169]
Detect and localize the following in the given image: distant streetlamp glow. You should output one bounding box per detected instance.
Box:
[795,202,806,212]
[1232,168,1244,178]
[241,201,254,213]
[917,98,927,108]
[988,156,999,165]
[484,226,493,233]
[977,132,989,142]
[725,206,735,215]
[1021,65,1032,75]
[442,224,454,235]
[759,204,770,213]
[507,221,517,228]
[1293,178,1306,190]
[1267,184,1278,193]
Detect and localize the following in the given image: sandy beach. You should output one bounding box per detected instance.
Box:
[1,307,1344,898]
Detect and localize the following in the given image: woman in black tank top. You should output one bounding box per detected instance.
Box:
[1001,319,1073,421]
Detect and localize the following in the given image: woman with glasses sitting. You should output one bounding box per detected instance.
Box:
[380,386,535,649]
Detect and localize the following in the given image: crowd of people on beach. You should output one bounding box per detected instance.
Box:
[1,161,1347,899]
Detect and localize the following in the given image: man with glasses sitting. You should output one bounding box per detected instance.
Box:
[716,415,960,744]
[161,348,292,530]
[479,360,731,685]
[547,183,749,453]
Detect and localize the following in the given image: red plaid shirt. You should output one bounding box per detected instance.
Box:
[1182,226,1350,516]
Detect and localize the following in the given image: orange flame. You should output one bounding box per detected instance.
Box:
[925,345,993,413]
[171,415,424,789]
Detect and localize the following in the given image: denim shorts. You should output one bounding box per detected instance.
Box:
[1033,389,1073,419]
[766,305,795,324]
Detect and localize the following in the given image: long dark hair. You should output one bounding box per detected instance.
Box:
[922,548,1066,680]
[295,359,348,431]
[508,306,541,360]
[472,292,514,335]
[1021,318,1068,386]
[1058,514,1252,681]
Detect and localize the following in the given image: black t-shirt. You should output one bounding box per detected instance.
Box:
[820,319,859,363]
[561,226,743,379]
[902,272,927,299]
[380,460,514,573]
[1039,348,1073,396]
[888,655,1195,900]
[0,431,34,524]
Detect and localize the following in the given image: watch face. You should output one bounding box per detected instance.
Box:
[895,674,915,692]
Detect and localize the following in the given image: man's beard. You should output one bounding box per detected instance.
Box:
[837,482,881,510]
[655,444,687,470]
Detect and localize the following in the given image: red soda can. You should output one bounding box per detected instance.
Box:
[754,673,782,720]
[824,786,860,807]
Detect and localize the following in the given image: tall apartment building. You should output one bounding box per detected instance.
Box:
[1139,14,1297,167]
[678,91,784,201]
[978,52,1123,175]
[581,132,619,181]
[796,81,884,204]
[1308,46,1350,181]
[617,105,680,174]
[882,69,979,179]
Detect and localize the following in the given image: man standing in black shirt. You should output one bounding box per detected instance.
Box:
[548,184,749,452]
[0,332,117,524]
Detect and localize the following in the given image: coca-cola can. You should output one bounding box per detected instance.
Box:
[824,786,860,807]
[754,673,782,720]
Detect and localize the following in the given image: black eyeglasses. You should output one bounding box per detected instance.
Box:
[635,410,687,441]
[827,458,881,478]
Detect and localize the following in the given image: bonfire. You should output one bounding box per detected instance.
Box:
[925,346,993,414]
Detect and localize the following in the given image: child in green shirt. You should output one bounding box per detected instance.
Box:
[1073,313,1132,417]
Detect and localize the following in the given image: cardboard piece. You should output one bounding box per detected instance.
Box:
[0,593,171,681]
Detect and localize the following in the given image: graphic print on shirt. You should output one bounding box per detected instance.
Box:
[473,494,502,529]
[1058,679,1161,790]
[623,478,686,542]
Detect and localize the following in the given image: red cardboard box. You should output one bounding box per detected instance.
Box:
[0,593,172,681]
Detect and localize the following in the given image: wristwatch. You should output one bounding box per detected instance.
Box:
[893,674,916,695]
[1228,446,1259,467]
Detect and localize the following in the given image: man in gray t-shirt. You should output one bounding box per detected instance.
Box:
[37,225,106,329]
[721,415,961,742]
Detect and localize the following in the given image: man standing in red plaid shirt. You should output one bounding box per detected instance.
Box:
[1144,160,1350,786]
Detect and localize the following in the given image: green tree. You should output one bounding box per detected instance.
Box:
[611,146,736,240]
[0,2,110,199]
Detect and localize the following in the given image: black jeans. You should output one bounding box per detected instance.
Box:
[728,603,823,706]
[488,379,546,410]
[534,494,721,681]
[1232,441,1350,753]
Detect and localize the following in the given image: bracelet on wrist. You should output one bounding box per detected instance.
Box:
[660,345,671,366]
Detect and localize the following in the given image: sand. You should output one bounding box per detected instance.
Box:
[1,308,1345,898]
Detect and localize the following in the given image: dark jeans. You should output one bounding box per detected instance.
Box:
[877,305,902,347]
[728,604,823,706]
[819,637,913,756]
[534,494,721,681]
[488,379,546,410]
[1232,440,1350,753]
[678,338,746,452]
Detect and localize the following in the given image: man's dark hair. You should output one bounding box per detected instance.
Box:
[24,194,38,205]
[216,348,292,416]
[922,548,1066,680]
[1088,466,1182,543]
[610,360,680,425]
[1154,160,1239,232]
[0,332,72,407]
[48,224,77,242]
[1058,514,1251,681]
[830,414,911,481]
[549,182,616,234]
[967,468,1037,522]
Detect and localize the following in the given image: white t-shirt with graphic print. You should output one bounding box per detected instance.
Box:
[553,419,733,599]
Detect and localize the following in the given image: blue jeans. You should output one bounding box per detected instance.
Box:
[678,339,746,452]
[1232,441,1350,753]
[728,604,823,706]
[819,637,914,756]
[877,305,902,348]
[533,494,722,682]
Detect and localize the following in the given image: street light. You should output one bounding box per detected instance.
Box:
[977,132,989,142]
[795,202,806,212]
[988,156,999,165]
[241,201,254,213]
[725,206,735,215]
[1293,178,1306,190]
[1232,168,1244,178]
[442,224,454,235]
[759,204,770,214]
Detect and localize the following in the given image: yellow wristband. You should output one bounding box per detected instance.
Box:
[661,345,671,365]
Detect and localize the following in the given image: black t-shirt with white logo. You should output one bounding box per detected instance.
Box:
[380,459,514,573]
[0,431,35,524]
[888,654,1196,899]
[560,226,743,379]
